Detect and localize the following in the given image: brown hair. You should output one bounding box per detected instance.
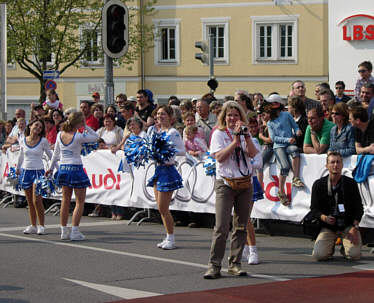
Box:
[332,102,349,124]
[25,119,46,137]
[185,125,198,135]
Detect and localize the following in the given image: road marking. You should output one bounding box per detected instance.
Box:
[0,232,289,282]
[353,261,374,271]
[0,220,129,232]
[63,278,161,299]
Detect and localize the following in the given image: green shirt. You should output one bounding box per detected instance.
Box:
[304,119,335,146]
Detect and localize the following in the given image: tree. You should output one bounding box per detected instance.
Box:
[6,0,156,102]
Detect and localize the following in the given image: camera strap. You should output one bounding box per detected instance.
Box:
[327,175,345,211]
[225,128,250,176]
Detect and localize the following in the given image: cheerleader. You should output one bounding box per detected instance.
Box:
[47,112,98,241]
[242,137,263,265]
[16,119,52,235]
[147,105,185,250]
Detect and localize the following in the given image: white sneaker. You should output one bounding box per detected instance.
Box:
[248,251,260,265]
[242,246,249,261]
[70,230,85,241]
[37,226,46,235]
[161,240,176,250]
[61,227,70,240]
[23,225,37,234]
[157,238,167,248]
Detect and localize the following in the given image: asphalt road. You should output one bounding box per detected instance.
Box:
[1,207,374,303]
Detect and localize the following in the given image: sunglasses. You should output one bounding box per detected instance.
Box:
[358,69,368,73]
[331,112,341,116]
[335,87,343,90]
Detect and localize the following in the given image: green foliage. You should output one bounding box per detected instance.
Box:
[6,0,156,98]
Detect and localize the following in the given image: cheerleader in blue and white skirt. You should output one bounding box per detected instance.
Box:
[147,105,185,250]
[47,112,98,241]
[16,119,52,235]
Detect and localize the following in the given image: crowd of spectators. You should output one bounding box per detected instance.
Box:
[1,60,374,226]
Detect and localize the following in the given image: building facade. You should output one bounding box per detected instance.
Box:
[6,0,328,118]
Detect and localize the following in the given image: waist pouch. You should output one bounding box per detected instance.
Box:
[222,175,252,190]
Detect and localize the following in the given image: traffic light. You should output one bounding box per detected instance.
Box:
[195,41,209,64]
[102,0,129,58]
[207,78,218,91]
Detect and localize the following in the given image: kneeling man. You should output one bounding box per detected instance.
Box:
[310,151,363,261]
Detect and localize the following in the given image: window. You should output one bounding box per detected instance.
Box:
[202,17,230,64]
[153,19,180,65]
[80,25,102,66]
[251,15,298,64]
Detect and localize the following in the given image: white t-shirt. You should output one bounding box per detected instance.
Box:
[50,126,99,170]
[17,137,52,170]
[210,128,254,180]
[97,127,123,147]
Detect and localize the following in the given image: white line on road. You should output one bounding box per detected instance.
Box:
[0,220,129,232]
[63,278,161,300]
[0,232,289,282]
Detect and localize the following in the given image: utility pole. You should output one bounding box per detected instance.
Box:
[0,3,6,120]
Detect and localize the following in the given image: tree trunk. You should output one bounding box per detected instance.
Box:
[39,78,47,104]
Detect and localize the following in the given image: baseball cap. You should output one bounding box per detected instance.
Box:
[92,92,100,98]
[266,94,286,107]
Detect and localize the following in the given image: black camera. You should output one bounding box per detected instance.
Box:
[239,126,248,135]
[332,207,345,230]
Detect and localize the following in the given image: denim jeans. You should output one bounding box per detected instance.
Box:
[273,145,299,176]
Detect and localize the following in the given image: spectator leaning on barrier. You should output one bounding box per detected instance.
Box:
[335,81,351,103]
[311,151,363,261]
[328,102,355,157]
[291,80,320,112]
[354,61,374,102]
[303,105,335,154]
[96,114,123,148]
[349,106,374,155]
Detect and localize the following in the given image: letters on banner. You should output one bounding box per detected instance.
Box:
[1,150,373,227]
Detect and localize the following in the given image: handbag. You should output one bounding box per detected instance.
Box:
[302,210,320,240]
[223,175,252,190]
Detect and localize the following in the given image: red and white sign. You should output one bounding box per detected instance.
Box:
[339,14,374,41]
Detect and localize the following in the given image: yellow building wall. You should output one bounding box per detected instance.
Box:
[6,0,328,108]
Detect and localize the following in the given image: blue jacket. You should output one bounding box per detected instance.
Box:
[267,111,299,149]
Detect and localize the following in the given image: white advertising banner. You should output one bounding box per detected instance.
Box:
[1,151,373,227]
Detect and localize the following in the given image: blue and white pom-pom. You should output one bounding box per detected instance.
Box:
[81,142,99,156]
[124,135,150,168]
[34,175,56,198]
[203,152,216,176]
[7,167,21,191]
[149,132,176,164]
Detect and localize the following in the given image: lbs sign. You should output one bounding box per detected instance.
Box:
[338,14,374,41]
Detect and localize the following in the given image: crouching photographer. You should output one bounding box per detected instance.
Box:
[310,151,364,261]
[204,101,259,279]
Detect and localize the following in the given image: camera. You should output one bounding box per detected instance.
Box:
[239,125,248,135]
[332,207,345,230]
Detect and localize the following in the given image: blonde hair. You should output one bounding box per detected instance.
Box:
[61,112,84,132]
[217,101,248,130]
